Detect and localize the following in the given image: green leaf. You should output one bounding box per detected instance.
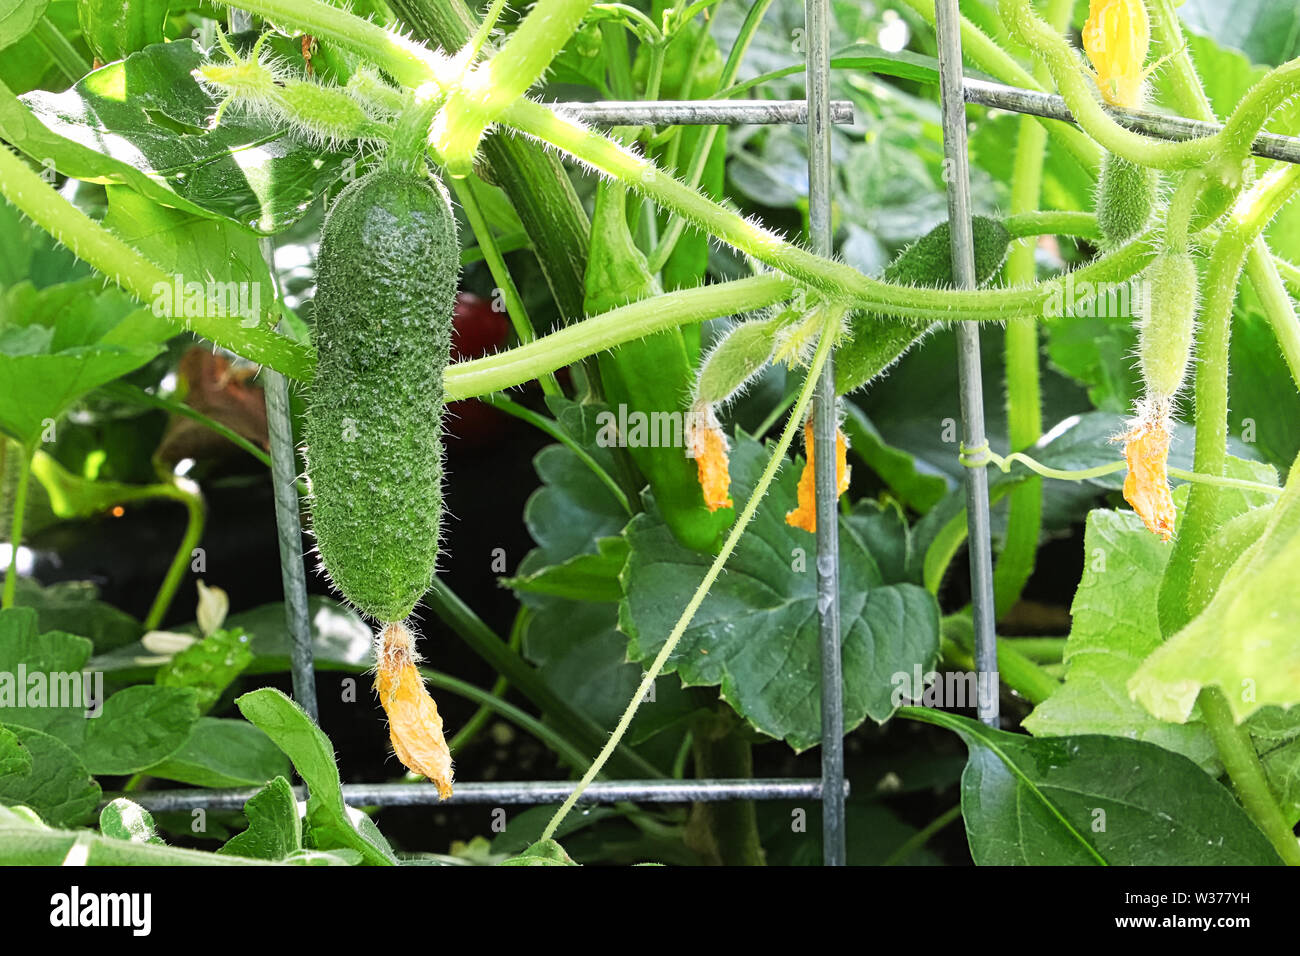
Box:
[1248,707,1300,826]
[77,0,170,63]
[1132,461,1300,723]
[1179,0,1300,67]
[99,797,164,844]
[4,39,352,234]
[0,726,31,777]
[235,688,396,865]
[1157,455,1279,635]
[0,607,94,742]
[503,537,627,602]
[155,627,254,713]
[80,685,200,775]
[13,578,143,653]
[103,185,280,327]
[144,717,292,789]
[0,280,164,445]
[1023,510,1216,767]
[219,775,303,860]
[906,709,1281,865]
[0,0,48,51]
[621,430,941,750]
[0,723,100,827]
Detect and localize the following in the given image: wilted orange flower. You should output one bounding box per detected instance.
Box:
[1120,407,1176,541]
[375,623,454,799]
[1082,0,1151,108]
[689,407,734,512]
[786,418,850,533]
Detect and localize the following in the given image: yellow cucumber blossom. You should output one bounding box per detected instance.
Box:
[786,417,850,534]
[1118,398,1177,541]
[688,405,734,513]
[1082,0,1151,108]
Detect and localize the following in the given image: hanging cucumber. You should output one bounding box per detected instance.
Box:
[305,167,459,623]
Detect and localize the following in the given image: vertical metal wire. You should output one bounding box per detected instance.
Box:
[803,0,846,865]
[259,239,319,722]
[933,0,1000,727]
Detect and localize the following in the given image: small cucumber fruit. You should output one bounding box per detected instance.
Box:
[836,216,1010,395]
[305,168,459,622]
[1097,152,1157,248]
[1136,249,1198,400]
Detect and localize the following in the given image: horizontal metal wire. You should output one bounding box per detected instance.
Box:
[544,85,1300,164]
[550,99,855,125]
[964,77,1300,165]
[112,778,846,812]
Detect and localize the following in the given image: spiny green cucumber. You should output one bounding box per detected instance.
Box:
[836,216,1011,395]
[1136,249,1198,400]
[1097,152,1158,248]
[694,313,785,408]
[305,168,459,622]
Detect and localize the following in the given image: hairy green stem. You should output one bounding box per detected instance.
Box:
[432,0,595,175]
[452,180,562,395]
[1002,210,1101,241]
[1244,250,1300,392]
[447,274,795,398]
[1199,686,1300,866]
[996,0,1071,619]
[1,447,32,609]
[503,96,1154,318]
[648,0,776,272]
[541,305,841,841]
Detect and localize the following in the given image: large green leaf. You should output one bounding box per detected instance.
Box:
[0,279,164,445]
[6,39,351,233]
[77,0,170,63]
[1132,461,1300,723]
[0,725,31,777]
[0,0,48,50]
[235,688,396,865]
[621,430,941,750]
[144,717,292,789]
[907,709,1281,865]
[1023,509,1215,766]
[0,723,100,827]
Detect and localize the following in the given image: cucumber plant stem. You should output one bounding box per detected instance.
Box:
[451,180,562,395]
[1198,686,1300,866]
[1,446,33,609]
[540,306,840,842]
[995,0,1070,619]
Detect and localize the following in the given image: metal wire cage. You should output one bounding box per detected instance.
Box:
[123,0,1300,866]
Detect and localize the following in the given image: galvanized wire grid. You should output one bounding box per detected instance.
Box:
[131,3,1300,865]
